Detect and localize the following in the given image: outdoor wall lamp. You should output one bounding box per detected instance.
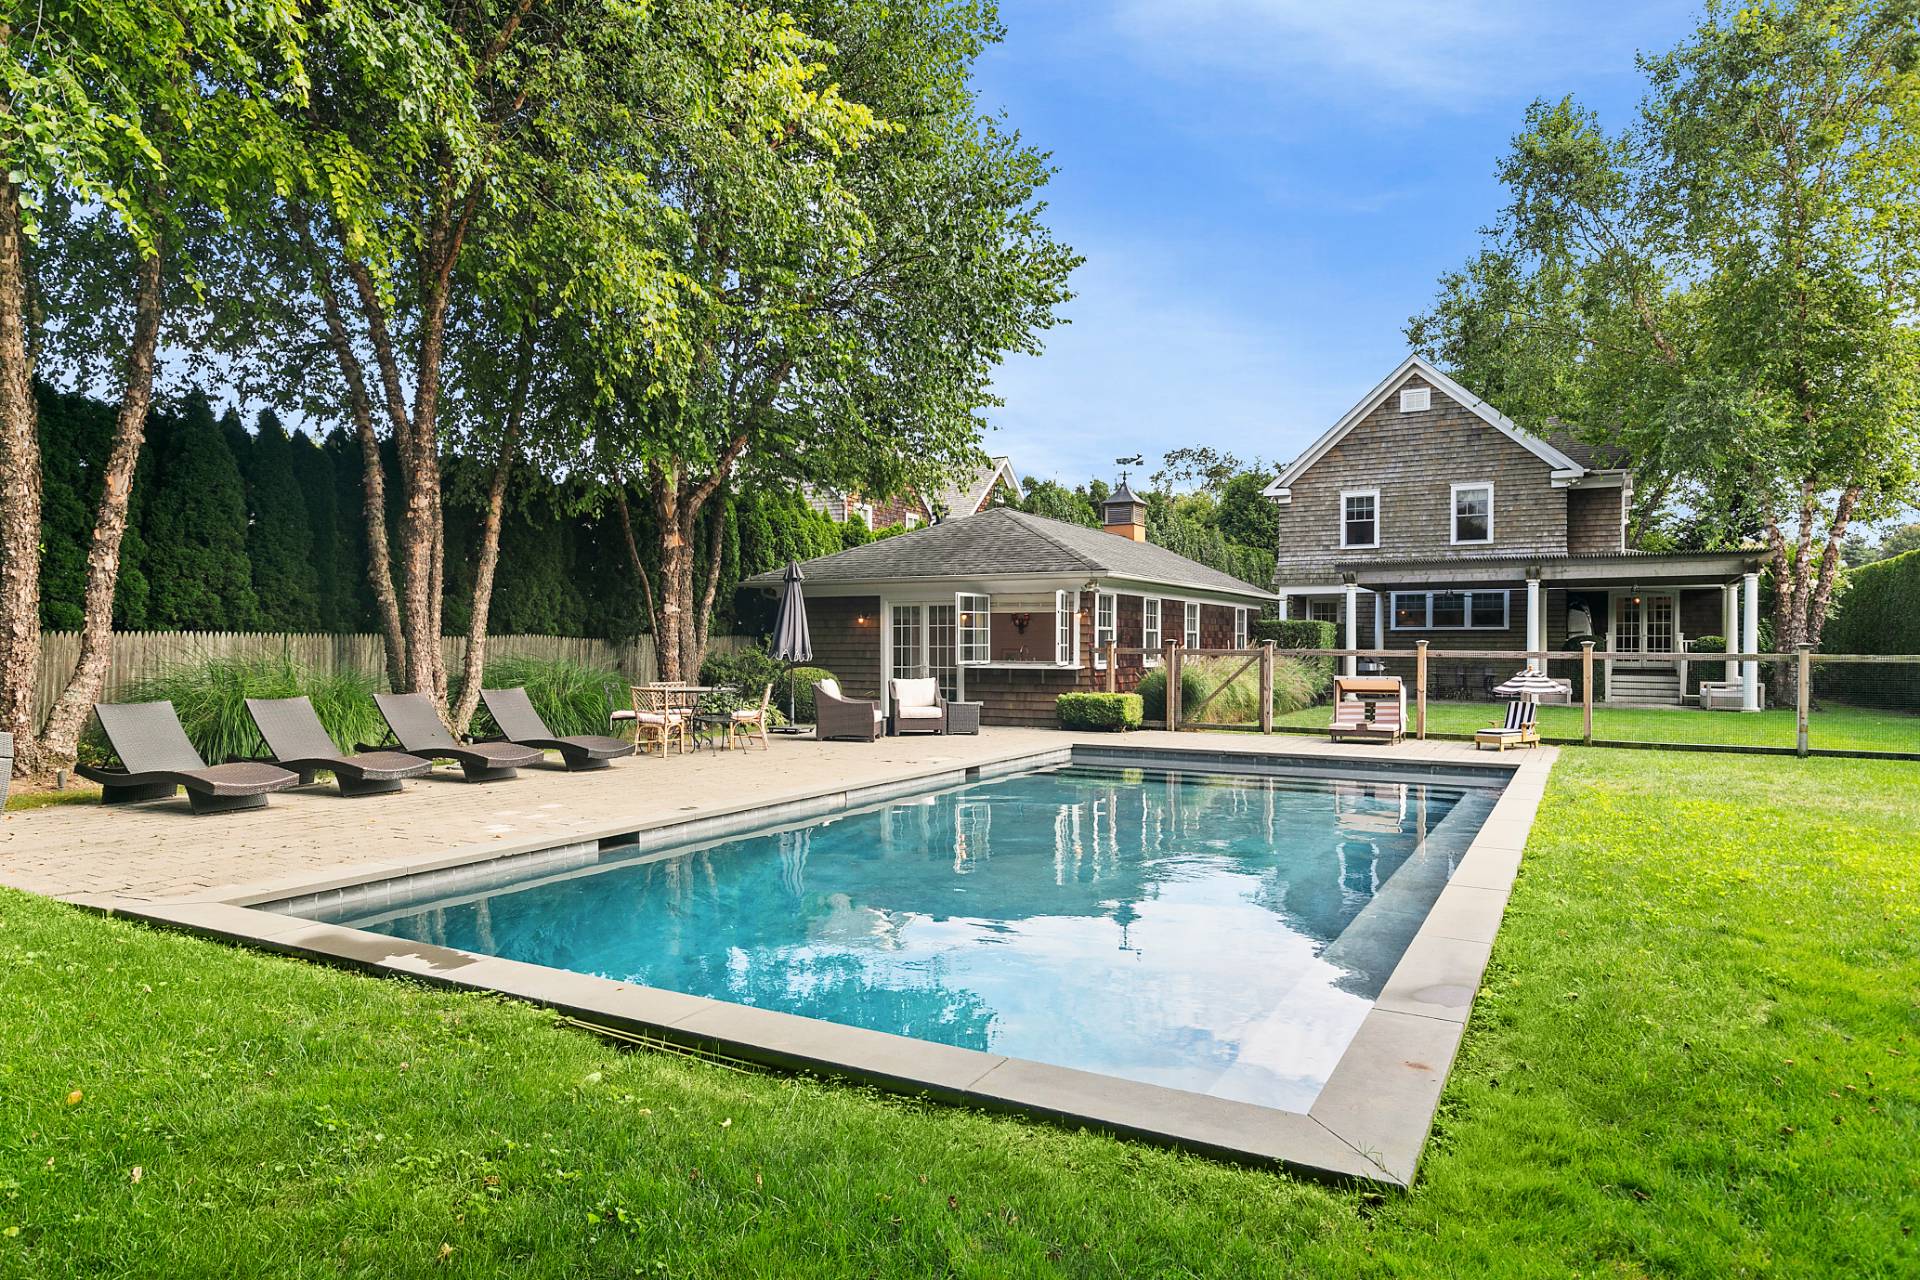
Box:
[1011,612,1032,633]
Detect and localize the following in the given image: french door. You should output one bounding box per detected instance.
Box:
[1614,593,1677,661]
[889,602,958,699]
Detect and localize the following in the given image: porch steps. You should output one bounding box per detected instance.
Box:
[1608,669,1683,705]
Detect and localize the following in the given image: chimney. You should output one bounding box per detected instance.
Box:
[1101,476,1147,541]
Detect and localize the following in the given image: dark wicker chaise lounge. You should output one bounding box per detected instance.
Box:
[370,692,542,782]
[479,686,635,771]
[246,695,432,796]
[78,700,299,814]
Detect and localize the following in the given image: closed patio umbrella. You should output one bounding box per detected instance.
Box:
[1493,667,1563,703]
[770,561,813,732]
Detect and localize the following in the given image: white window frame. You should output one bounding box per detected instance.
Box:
[1399,385,1431,413]
[1233,607,1250,649]
[957,592,991,665]
[1389,589,1510,631]
[1183,600,1201,649]
[1093,591,1116,668]
[1339,488,1380,550]
[1053,590,1079,667]
[1308,598,1340,625]
[1141,597,1163,664]
[1450,481,1493,546]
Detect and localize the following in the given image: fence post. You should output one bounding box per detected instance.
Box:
[1167,644,1181,731]
[1415,640,1428,740]
[1581,641,1594,745]
[1105,641,1117,693]
[1796,644,1811,757]
[1259,641,1274,735]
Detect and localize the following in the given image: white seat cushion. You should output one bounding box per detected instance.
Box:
[731,708,764,721]
[895,705,943,720]
[816,678,842,699]
[891,677,939,709]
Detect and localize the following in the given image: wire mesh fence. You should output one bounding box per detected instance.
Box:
[1178,643,1920,759]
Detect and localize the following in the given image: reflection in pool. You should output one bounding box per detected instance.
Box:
[338,763,1495,1111]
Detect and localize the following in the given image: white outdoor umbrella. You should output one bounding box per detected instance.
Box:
[1493,667,1563,703]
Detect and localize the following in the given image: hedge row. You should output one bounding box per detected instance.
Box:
[1820,549,1920,708]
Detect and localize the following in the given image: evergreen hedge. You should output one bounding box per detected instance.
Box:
[1820,550,1920,708]
[1056,692,1142,731]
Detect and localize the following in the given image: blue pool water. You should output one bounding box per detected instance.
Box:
[339,763,1495,1111]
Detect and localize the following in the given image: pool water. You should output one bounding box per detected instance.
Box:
[341,763,1495,1111]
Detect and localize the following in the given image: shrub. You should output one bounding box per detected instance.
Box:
[1057,692,1143,731]
[1820,550,1920,707]
[1135,654,1325,725]
[468,654,625,738]
[1251,618,1338,687]
[775,666,837,723]
[95,654,384,765]
[699,645,785,698]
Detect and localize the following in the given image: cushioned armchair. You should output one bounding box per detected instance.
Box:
[887,677,947,736]
[814,678,883,742]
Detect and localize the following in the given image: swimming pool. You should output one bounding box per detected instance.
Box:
[325,760,1497,1113]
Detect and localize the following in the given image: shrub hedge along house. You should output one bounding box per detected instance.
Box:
[742,503,1274,727]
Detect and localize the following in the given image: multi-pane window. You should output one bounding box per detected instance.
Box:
[957,593,991,664]
[890,606,922,680]
[1053,590,1078,666]
[1094,592,1116,667]
[1183,601,1201,649]
[1389,590,1509,630]
[1233,608,1249,649]
[1341,490,1379,548]
[927,604,958,697]
[1142,597,1162,655]
[1452,483,1492,544]
[1309,599,1340,625]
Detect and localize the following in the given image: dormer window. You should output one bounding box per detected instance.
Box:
[1340,489,1379,549]
[1451,482,1492,544]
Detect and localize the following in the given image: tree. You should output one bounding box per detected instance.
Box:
[596,0,1077,680]
[1872,522,1920,562]
[245,410,319,629]
[1216,470,1278,552]
[1151,446,1242,495]
[0,0,311,774]
[141,395,258,629]
[1410,1,1920,652]
[1019,478,1098,527]
[289,429,346,631]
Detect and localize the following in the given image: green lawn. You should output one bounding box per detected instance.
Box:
[2,751,1916,1277]
[1272,698,1920,752]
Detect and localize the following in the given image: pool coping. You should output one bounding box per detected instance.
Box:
[74,739,1554,1188]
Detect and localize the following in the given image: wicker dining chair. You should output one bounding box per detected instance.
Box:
[629,685,691,757]
[727,682,775,751]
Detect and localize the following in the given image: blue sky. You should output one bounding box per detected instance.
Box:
[974,1,1700,488]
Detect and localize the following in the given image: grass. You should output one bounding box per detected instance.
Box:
[1,751,1916,1276]
[1271,698,1920,753]
[96,654,387,765]
[1,787,97,812]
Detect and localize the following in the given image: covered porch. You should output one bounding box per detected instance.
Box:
[1277,550,1770,708]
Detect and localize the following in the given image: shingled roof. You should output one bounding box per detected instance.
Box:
[742,507,1272,601]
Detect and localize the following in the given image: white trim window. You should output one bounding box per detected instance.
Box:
[1390,590,1510,631]
[957,592,991,664]
[1053,590,1078,667]
[1309,598,1340,625]
[1093,591,1116,667]
[1340,488,1380,549]
[1142,597,1162,662]
[1183,601,1201,649]
[1451,482,1493,545]
[1399,385,1431,413]
[1233,607,1250,649]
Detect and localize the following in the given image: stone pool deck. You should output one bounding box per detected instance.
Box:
[0,727,1556,1187]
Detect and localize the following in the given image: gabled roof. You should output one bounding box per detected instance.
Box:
[742,507,1272,601]
[1262,355,1586,502]
[929,456,1021,519]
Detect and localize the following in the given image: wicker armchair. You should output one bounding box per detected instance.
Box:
[887,677,947,735]
[814,678,882,742]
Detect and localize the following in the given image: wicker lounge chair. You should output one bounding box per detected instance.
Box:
[815,678,882,741]
[887,677,947,735]
[369,692,542,782]
[479,686,635,771]
[1474,701,1541,751]
[246,695,432,796]
[1328,676,1406,745]
[77,700,299,814]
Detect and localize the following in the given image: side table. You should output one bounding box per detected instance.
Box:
[945,701,982,735]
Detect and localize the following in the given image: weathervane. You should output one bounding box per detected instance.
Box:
[1115,454,1143,485]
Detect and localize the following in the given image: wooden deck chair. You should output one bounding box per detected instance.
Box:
[1475,700,1541,751]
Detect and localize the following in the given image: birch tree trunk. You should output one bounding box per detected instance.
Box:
[0,151,43,775]
[34,238,166,766]
[448,335,531,733]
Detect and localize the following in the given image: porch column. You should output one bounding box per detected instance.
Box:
[1343,580,1359,677]
[1722,581,1740,683]
[1276,593,1288,622]
[1741,570,1761,711]
[1373,592,1384,650]
[878,598,893,717]
[1525,575,1543,673]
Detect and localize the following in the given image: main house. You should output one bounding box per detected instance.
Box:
[1267,355,1767,706]
[744,498,1272,726]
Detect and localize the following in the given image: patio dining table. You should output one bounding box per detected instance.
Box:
[629,684,736,752]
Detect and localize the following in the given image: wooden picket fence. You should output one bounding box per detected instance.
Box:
[30,630,754,722]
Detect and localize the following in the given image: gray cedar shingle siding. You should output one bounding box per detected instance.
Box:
[1567,486,1625,554]
[1273,373,1570,584]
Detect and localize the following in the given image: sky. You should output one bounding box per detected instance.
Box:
[972,1,1701,489]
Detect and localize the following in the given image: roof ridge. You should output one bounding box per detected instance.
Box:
[999,508,1104,574]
